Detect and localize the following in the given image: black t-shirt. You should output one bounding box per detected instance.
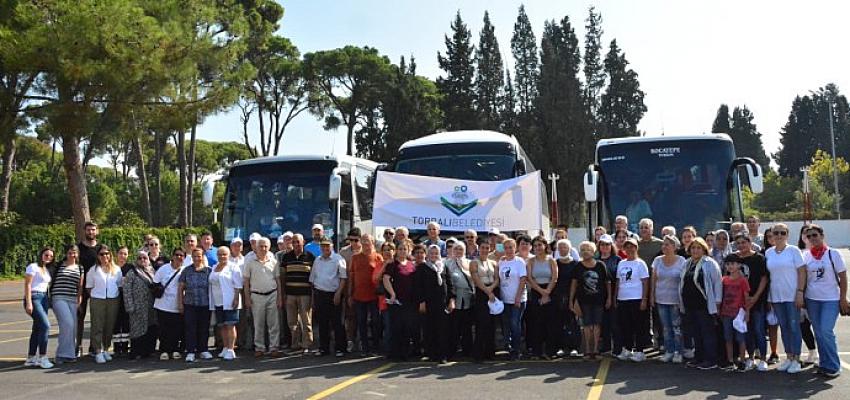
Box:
[572,261,609,306]
[739,252,769,310]
[682,262,707,311]
[554,259,578,297]
[150,255,170,271]
[77,242,100,273]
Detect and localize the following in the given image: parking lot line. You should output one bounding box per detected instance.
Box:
[586,358,611,400]
[305,362,395,400]
[841,359,850,371]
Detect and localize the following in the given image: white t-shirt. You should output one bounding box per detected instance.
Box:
[804,248,846,302]
[616,259,649,301]
[153,264,184,313]
[766,245,805,303]
[499,257,528,305]
[25,263,51,292]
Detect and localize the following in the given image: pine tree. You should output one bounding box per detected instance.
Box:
[475,11,505,131]
[437,11,478,131]
[711,104,731,133]
[501,69,518,134]
[511,5,539,121]
[598,39,646,138]
[583,6,605,124]
[729,106,771,170]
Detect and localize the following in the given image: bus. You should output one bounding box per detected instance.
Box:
[380,130,550,234]
[582,134,764,237]
[205,155,378,248]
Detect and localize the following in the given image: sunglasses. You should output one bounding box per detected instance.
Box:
[465,236,475,239]
[774,231,788,236]
[347,238,360,242]
[806,233,821,239]
[173,254,186,258]
[98,252,110,256]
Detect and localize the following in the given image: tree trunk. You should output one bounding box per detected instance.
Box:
[0,134,15,212]
[176,130,188,227]
[62,133,92,241]
[151,130,164,226]
[347,116,356,156]
[133,135,153,225]
[187,122,197,225]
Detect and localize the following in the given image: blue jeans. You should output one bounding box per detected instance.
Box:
[26,292,50,356]
[501,302,526,355]
[805,299,840,373]
[52,296,78,359]
[746,307,767,358]
[657,304,682,353]
[771,302,802,356]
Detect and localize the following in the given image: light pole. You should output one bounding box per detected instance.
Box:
[828,99,841,219]
[548,172,560,227]
[801,167,812,224]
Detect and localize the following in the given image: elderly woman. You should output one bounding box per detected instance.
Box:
[445,241,475,359]
[679,237,722,370]
[416,244,450,363]
[383,240,419,361]
[526,236,558,359]
[498,239,527,360]
[554,239,580,357]
[570,241,611,360]
[765,223,806,374]
[123,250,158,360]
[651,235,687,363]
[210,246,242,360]
[178,248,212,363]
[711,230,732,266]
[470,239,499,361]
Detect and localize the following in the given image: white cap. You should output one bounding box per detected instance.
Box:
[312,224,324,231]
[598,234,614,244]
[248,232,262,241]
[230,237,243,244]
[488,298,504,315]
[277,235,286,243]
[488,228,501,236]
[282,231,294,238]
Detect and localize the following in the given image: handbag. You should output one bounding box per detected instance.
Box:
[152,267,180,299]
[826,250,849,317]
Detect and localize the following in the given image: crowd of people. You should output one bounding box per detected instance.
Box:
[21,217,848,378]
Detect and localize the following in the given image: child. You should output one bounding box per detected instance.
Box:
[720,254,751,371]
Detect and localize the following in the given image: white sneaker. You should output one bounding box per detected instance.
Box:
[38,356,54,369]
[617,349,632,361]
[200,351,213,360]
[744,359,755,371]
[757,360,769,371]
[223,349,235,361]
[806,350,819,365]
[103,352,112,362]
[630,351,646,362]
[172,352,182,360]
[218,350,225,358]
[787,360,802,374]
[159,352,170,361]
[185,353,196,363]
[660,352,674,363]
[683,348,695,359]
[672,353,683,364]
[347,340,355,353]
[23,356,38,367]
[95,352,107,364]
[777,359,792,372]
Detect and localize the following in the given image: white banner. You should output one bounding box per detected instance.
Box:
[373,171,543,232]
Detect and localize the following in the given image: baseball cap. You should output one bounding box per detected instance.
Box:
[277,235,286,243]
[623,237,639,248]
[312,224,324,231]
[230,237,243,244]
[282,231,294,239]
[488,228,501,236]
[598,234,614,244]
[319,236,333,245]
[248,232,261,241]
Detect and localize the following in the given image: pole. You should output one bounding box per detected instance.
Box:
[801,167,812,224]
[828,100,841,219]
[548,172,560,227]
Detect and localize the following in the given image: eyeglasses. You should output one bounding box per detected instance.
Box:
[806,233,820,239]
[98,252,110,256]
[774,231,788,236]
[464,236,475,239]
[347,238,360,242]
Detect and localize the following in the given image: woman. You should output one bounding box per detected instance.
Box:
[614,229,629,260]
[596,234,621,355]
[50,245,83,364]
[678,226,697,258]
[704,231,716,254]
[378,242,396,353]
[615,238,650,362]
[86,245,124,364]
[526,236,558,359]
[123,251,158,359]
[416,244,450,363]
[178,247,213,363]
[498,239,527,360]
[154,249,186,360]
[570,241,611,359]
[762,227,780,363]
[765,222,805,374]
[517,235,533,259]
[651,235,687,363]
[796,224,820,365]
[209,246,242,360]
[113,246,132,357]
[711,230,732,266]
[147,236,169,270]
[800,225,848,377]
[594,226,607,242]
[470,240,499,361]
[445,242,475,359]
[554,239,580,357]
[383,240,419,361]
[679,237,723,370]
[23,247,54,368]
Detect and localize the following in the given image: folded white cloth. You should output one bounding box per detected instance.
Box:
[766,309,778,325]
[488,298,504,315]
[733,308,748,333]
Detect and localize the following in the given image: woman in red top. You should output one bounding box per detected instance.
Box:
[348,234,383,355]
[383,240,419,361]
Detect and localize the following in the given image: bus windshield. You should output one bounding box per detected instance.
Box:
[222,160,336,241]
[598,139,735,234]
[395,142,517,181]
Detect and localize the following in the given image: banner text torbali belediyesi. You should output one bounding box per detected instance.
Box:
[410,216,506,229]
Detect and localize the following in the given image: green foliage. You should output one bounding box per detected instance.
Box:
[438,11,478,131]
[474,11,504,131]
[711,104,731,134]
[0,225,206,277]
[730,106,771,171]
[511,5,539,118]
[583,6,605,121]
[598,39,646,138]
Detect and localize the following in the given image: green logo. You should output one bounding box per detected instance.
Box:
[440,185,478,216]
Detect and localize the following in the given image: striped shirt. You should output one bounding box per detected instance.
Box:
[51,264,82,299]
[280,251,315,296]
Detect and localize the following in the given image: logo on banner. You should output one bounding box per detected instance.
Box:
[440,185,478,216]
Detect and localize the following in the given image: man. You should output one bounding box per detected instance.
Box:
[242,237,283,358]
[305,224,324,257]
[464,229,479,258]
[488,232,507,262]
[423,221,447,256]
[614,215,639,239]
[348,234,382,355]
[276,231,294,254]
[660,226,676,238]
[200,231,218,267]
[338,228,362,352]
[747,215,764,248]
[395,226,409,246]
[309,237,348,357]
[244,232,262,263]
[379,228,395,248]
[77,221,101,357]
[182,234,198,266]
[229,237,245,268]
[280,234,316,352]
[636,218,663,350]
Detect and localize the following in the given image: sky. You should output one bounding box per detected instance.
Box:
[196,0,850,162]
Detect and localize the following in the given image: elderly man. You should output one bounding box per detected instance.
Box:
[379,228,395,248]
[636,218,663,350]
[244,232,263,263]
[182,234,199,266]
[242,237,283,358]
[338,228,362,352]
[394,226,410,246]
[310,237,348,357]
[349,234,383,355]
[276,231,294,254]
[423,221,447,256]
[305,224,324,257]
[660,226,677,238]
[280,234,316,352]
[747,215,764,248]
[614,215,639,239]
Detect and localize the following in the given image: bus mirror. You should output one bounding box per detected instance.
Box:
[746,164,764,194]
[584,170,598,202]
[202,180,215,207]
[329,173,342,201]
[515,159,527,175]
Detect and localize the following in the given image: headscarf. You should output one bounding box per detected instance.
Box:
[710,229,731,264]
[425,244,445,286]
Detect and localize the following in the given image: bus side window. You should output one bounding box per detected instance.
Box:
[340,172,354,238]
[355,167,373,220]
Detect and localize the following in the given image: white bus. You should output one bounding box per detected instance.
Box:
[583,134,764,237]
[207,155,378,248]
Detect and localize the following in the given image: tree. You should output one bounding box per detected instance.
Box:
[474,11,504,131]
[437,11,477,131]
[729,106,771,170]
[583,6,605,125]
[598,39,647,138]
[305,46,393,156]
[501,70,518,134]
[535,16,593,225]
[711,104,731,133]
[511,5,539,119]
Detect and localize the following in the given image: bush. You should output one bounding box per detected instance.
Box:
[0,225,206,277]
